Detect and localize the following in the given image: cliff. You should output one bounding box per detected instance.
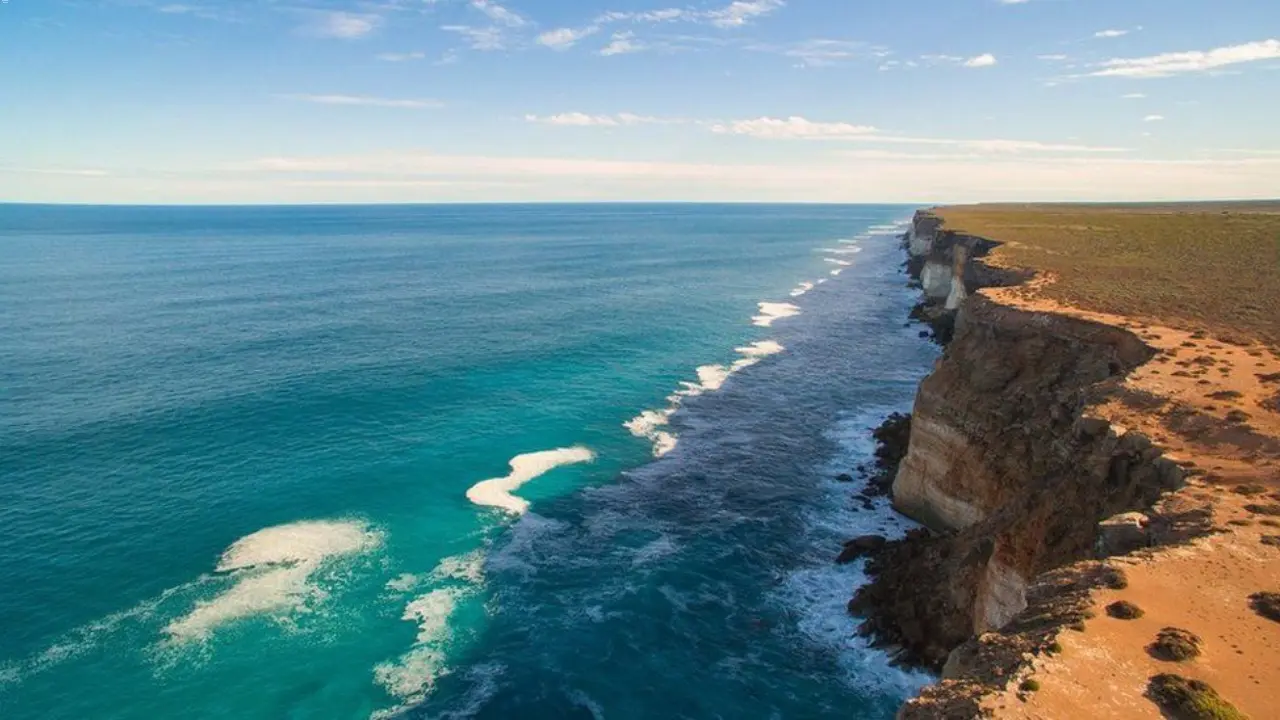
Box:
[850,206,1280,719]
[852,210,1183,666]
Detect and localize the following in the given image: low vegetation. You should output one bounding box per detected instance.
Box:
[1106,600,1145,620]
[1147,674,1246,720]
[934,203,1280,347]
[1250,591,1280,622]
[1149,627,1203,662]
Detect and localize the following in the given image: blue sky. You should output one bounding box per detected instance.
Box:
[2,0,1279,203]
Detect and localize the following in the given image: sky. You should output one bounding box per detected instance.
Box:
[2,0,1279,203]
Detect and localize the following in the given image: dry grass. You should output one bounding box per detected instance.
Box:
[934,203,1280,347]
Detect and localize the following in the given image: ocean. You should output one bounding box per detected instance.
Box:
[0,204,939,719]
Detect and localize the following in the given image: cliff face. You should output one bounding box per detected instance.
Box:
[851,211,1185,670]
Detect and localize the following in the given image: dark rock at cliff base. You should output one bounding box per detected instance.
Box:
[836,535,887,564]
[864,413,912,497]
[836,473,854,483]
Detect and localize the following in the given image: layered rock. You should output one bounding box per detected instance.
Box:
[850,212,1185,671]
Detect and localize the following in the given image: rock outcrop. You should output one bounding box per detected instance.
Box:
[850,211,1185,671]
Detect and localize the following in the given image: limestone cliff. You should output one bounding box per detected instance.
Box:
[850,211,1185,670]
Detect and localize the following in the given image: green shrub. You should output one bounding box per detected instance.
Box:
[1106,600,1144,620]
[1149,627,1202,662]
[1147,674,1246,720]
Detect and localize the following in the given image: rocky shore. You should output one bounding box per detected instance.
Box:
[844,208,1280,719]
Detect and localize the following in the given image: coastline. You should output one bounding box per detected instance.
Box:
[852,206,1280,718]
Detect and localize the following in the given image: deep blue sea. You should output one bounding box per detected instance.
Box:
[0,204,938,719]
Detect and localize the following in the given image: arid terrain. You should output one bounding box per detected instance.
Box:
[932,204,1280,719]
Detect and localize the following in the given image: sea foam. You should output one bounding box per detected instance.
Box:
[372,551,488,713]
[751,302,801,328]
[789,281,815,298]
[164,519,382,642]
[466,447,596,514]
[625,340,785,457]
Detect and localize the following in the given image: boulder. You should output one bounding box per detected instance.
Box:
[837,535,888,564]
[1098,512,1150,556]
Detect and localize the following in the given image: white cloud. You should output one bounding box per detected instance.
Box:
[710,116,879,139]
[284,94,442,109]
[211,152,1280,204]
[600,32,645,56]
[376,51,426,62]
[1123,93,1147,99]
[469,0,525,28]
[532,113,1129,155]
[17,152,1280,204]
[1144,114,1165,122]
[308,12,380,39]
[1090,39,1280,78]
[1095,29,1129,39]
[1037,54,1069,61]
[524,112,672,126]
[1,167,110,177]
[441,25,507,50]
[704,0,785,28]
[922,53,997,68]
[537,26,599,50]
[774,39,871,67]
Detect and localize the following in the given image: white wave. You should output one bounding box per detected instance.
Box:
[371,552,489,715]
[626,339,786,456]
[373,587,462,703]
[751,302,801,328]
[566,688,606,720]
[466,447,596,515]
[165,520,381,643]
[820,246,863,255]
[789,281,815,297]
[824,258,853,267]
[430,550,485,585]
[386,574,421,593]
[632,535,680,567]
[773,406,932,699]
[816,278,828,285]
[838,236,869,244]
[830,269,844,276]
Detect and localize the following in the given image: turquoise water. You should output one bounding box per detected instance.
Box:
[0,204,938,719]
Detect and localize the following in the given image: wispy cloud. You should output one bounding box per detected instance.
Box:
[921,53,997,68]
[524,112,676,126]
[537,26,600,50]
[1089,39,1280,78]
[306,11,381,39]
[704,0,785,28]
[600,32,645,56]
[442,24,507,50]
[1,167,110,177]
[376,51,426,62]
[283,94,443,109]
[469,0,526,28]
[710,116,879,139]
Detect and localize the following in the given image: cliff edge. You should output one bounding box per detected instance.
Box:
[853,205,1280,719]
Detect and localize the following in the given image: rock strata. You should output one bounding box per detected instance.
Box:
[849,211,1186,671]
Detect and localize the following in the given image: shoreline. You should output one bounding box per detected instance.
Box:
[851,206,1280,718]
